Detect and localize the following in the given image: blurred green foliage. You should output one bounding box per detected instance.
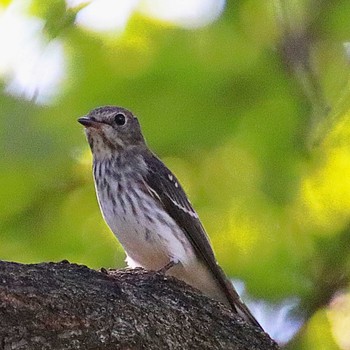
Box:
[1,0,350,347]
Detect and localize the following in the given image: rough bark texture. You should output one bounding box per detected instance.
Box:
[0,260,279,350]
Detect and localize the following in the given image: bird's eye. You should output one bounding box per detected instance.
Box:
[114,113,126,126]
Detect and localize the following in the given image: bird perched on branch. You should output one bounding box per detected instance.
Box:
[78,106,263,331]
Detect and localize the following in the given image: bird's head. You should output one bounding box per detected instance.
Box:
[78,106,146,157]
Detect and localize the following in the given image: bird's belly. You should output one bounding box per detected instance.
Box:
[95,179,230,309]
[109,214,170,270]
[97,184,196,270]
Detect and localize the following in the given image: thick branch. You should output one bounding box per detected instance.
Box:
[0,261,278,350]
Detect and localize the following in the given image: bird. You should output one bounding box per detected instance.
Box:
[78,105,263,330]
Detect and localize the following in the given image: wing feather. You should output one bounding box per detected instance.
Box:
[144,152,262,330]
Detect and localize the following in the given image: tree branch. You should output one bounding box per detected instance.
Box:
[0,261,278,350]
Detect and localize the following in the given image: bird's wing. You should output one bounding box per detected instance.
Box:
[143,153,262,330]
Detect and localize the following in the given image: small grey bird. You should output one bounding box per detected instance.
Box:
[78,106,262,330]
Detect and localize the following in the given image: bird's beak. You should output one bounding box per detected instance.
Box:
[78,116,102,129]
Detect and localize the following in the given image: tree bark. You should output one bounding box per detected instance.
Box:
[0,260,278,350]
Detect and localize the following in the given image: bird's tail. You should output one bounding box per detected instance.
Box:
[215,263,263,330]
[169,261,263,331]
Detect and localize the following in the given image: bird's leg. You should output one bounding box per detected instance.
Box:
[157,260,176,274]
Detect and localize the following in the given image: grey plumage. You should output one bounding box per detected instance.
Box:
[78,106,263,331]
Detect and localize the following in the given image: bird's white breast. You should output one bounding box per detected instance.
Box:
[94,162,196,270]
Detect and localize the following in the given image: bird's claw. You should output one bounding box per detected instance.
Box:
[157,261,176,274]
